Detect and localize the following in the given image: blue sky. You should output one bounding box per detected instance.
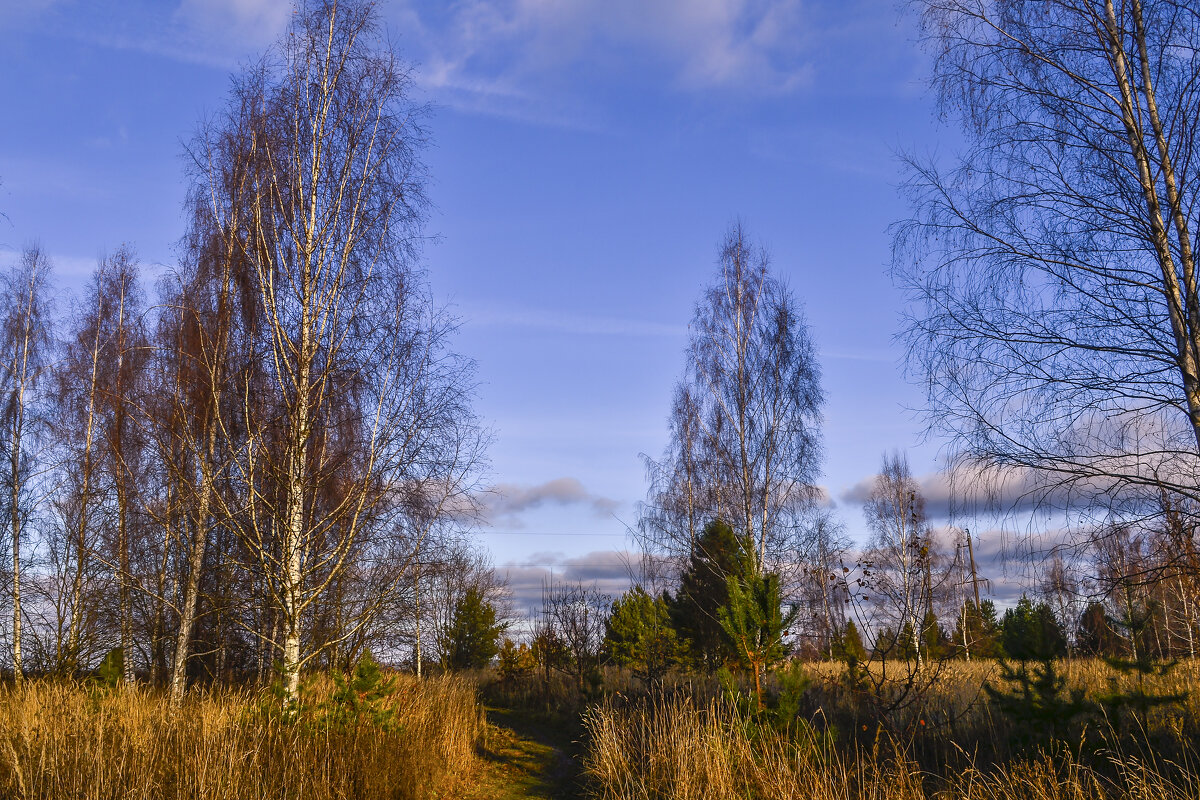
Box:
[0,0,993,610]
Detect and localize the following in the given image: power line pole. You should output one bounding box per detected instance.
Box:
[965,527,981,608]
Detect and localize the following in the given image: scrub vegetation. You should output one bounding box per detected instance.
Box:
[4,0,1200,799]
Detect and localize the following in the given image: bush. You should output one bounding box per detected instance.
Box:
[325,651,399,729]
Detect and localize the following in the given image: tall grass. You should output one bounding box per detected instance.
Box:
[0,675,483,800]
[584,659,1200,800]
[585,695,1200,799]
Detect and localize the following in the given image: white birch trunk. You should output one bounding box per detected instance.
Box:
[169,433,216,704]
[65,288,105,672]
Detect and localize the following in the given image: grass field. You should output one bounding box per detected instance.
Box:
[3,658,1198,799]
[0,675,483,800]
[584,658,1200,800]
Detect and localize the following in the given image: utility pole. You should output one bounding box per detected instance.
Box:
[957,530,971,662]
[960,527,986,662]
[965,527,981,608]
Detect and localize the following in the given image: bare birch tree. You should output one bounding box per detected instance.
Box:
[861,452,956,669]
[897,0,1200,518]
[0,246,53,683]
[794,510,849,658]
[639,385,709,576]
[52,269,109,673]
[642,223,823,579]
[187,0,483,703]
[93,247,149,683]
[540,581,610,693]
[161,102,264,701]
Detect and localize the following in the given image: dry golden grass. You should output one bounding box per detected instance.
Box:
[584,659,1200,800]
[585,695,1200,800]
[0,675,484,800]
[806,657,1200,701]
[802,657,1200,739]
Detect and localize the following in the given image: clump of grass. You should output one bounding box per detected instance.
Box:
[0,674,483,800]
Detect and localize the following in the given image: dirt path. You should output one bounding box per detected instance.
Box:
[460,706,585,800]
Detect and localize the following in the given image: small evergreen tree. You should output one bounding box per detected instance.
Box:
[603,586,682,686]
[667,519,745,668]
[988,597,1086,752]
[718,567,798,712]
[873,626,897,658]
[496,638,536,684]
[443,587,506,670]
[96,648,124,687]
[1097,598,1186,733]
[832,620,868,662]
[921,610,951,659]
[1000,596,1067,660]
[894,621,919,660]
[953,599,1002,658]
[327,651,398,729]
[985,657,1092,752]
[1076,601,1119,656]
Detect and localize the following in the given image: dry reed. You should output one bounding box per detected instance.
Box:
[584,659,1200,800]
[0,674,483,800]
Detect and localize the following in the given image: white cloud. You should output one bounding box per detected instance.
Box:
[484,477,621,527]
[394,0,816,119]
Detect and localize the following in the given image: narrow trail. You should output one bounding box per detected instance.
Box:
[462,706,586,800]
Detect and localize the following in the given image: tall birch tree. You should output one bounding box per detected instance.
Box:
[94,247,149,683]
[189,0,483,704]
[163,106,263,702]
[897,0,1200,517]
[0,246,53,683]
[643,223,823,577]
[54,267,108,673]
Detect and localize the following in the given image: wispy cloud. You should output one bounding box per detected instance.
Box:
[174,0,291,48]
[484,477,620,527]
[839,463,1086,522]
[0,247,99,286]
[0,0,60,25]
[11,2,824,126]
[393,0,816,121]
[841,466,1026,520]
[5,0,290,71]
